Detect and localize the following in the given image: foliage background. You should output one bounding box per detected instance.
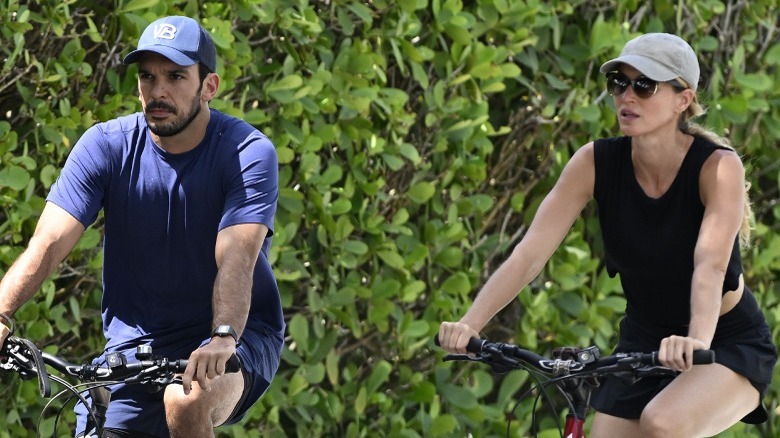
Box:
[0,0,778,436]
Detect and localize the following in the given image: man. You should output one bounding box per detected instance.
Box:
[0,16,284,437]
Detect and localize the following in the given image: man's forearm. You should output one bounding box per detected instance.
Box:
[0,240,60,316]
[211,262,253,338]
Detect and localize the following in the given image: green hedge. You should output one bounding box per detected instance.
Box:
[0,0,778,436]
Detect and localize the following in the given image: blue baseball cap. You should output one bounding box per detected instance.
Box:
[123,16,217,72]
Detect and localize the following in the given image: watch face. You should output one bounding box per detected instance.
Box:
[213,325,237,341]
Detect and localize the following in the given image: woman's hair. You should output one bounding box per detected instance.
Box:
[678,91,754,248]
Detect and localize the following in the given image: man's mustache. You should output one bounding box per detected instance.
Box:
[145,101,176,113]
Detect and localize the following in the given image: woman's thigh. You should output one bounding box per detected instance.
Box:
[642,363,759,436]
[589,412,641,437]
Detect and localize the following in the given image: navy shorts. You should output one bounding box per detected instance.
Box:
[219,326,283,425]
[75,326,283,437]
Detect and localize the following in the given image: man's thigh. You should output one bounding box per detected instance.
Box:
[164,369,245,426]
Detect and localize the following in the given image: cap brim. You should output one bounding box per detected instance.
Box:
[123,46,198,67]
[599,54,678,82]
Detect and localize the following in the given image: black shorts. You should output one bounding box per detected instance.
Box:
[590,291,777,424]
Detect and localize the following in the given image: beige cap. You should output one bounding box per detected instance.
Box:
[600,33,699,91]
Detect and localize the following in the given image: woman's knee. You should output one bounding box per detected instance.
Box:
[640,402,690,438]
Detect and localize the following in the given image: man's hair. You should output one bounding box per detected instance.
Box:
[198,63,212,83]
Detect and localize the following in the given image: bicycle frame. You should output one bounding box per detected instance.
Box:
[557,348,594,438]
[563,416,586,438]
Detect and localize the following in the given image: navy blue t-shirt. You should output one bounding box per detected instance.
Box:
[46,109,284,432]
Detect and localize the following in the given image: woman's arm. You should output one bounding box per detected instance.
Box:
[439,142,596,353]
[659,149,746,371]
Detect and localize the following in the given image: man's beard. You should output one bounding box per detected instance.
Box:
[145,92,202,137]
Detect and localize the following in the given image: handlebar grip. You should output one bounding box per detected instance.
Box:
[650,349,715,366]
[691,349,715,364]
[466,337,486,354]
[433,333,486,355]
[175,353,241,374]
[226,353,241,373]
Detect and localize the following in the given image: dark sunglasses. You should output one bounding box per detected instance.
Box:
[606,72,685,98]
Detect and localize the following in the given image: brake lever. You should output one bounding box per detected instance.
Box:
[633,365,679,378]
[442,354,476,362]
[443,353,518,375]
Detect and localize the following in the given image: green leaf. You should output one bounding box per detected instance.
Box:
[354,387,367,414]
[377,249,405,269]
[407,181,436,204]
[765,43,780,65]
[268,75,303,92]
[429,414,458,437]
[119,0,160,13]
[288,314,309,351]
[439,383,477,409]
[0,166,30,190]
[366,360,392,393]
[734,73,773,92]
[342,240,369,255]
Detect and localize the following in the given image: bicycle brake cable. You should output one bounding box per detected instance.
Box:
[7,337,52,398]
[504,365,564,438]
[39,378,111,438]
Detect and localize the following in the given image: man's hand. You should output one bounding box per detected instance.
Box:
[0,313,13,351]
[180,336,237,395]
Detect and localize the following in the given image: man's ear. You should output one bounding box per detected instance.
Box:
[202,73,220,102]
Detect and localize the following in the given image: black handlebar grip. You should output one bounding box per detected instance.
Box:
[465,337,486,354]
[226,353,241,373]
[692,349,715,365]
[433,334,486,355]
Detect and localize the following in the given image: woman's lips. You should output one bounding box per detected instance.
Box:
[620,108,639,120]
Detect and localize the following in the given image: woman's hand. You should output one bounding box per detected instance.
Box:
[438,321,480,354]
[658,335,709,372]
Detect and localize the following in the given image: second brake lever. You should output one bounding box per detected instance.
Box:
[443,353,518,375]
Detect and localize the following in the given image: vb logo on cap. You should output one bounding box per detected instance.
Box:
[123,16,217,73]
[153,24,177,40]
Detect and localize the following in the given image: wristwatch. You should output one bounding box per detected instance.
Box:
[211,325,238,344]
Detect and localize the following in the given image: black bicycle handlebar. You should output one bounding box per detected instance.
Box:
[1,335,241,397]
[1,335,242,437]
[435,334,715,375]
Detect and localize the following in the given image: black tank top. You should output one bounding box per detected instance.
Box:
[593,136,743,333]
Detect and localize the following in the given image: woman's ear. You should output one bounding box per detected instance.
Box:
[677,88,695,114]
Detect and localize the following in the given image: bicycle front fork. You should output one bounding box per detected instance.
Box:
[563,413,586,438]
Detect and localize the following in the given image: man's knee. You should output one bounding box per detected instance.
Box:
[164,385,213,423]
[164,373,245,427]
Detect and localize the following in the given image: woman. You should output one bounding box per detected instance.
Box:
[438,33,776,437]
